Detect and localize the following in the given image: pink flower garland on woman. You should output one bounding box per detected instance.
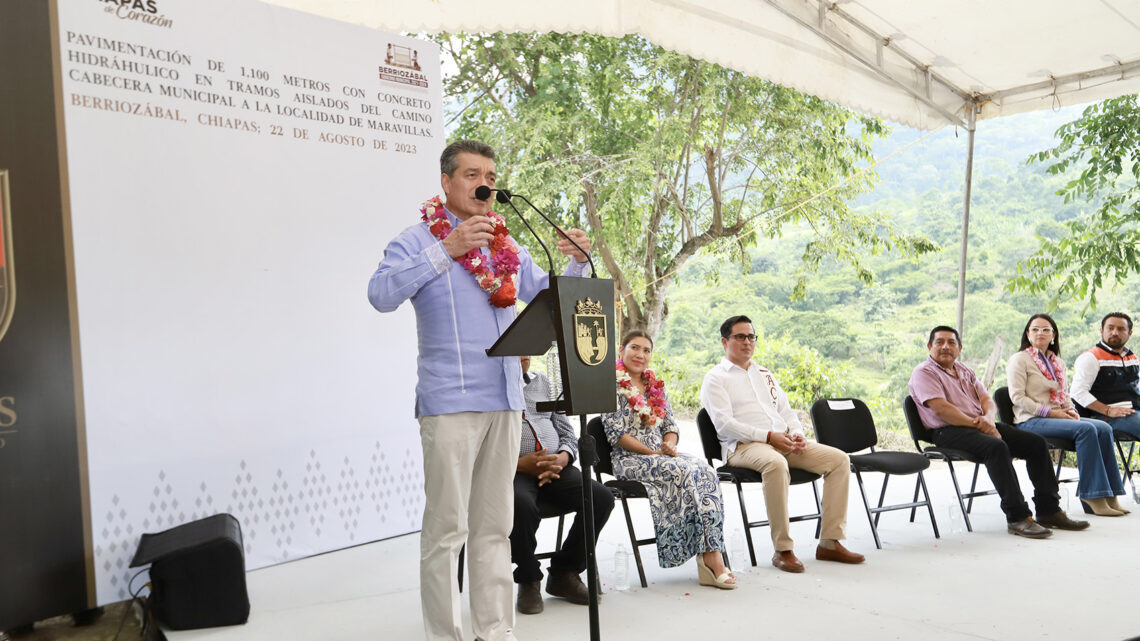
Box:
[616,359,668,426]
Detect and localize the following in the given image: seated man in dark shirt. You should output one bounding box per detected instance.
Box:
[512,356,614,614]
[1071,312,1140,444]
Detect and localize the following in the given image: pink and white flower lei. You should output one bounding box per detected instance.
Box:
[616,360,668,427]
[1025,346,1069,407]
[420,195,520,307]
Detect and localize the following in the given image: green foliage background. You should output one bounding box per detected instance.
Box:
[656,104,1138,438]
[433,34,1138,439]
[433,32,934,337]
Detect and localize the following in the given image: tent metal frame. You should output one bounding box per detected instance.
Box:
[764,0,1139,336]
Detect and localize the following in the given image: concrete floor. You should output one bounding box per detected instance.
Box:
[18,419,1140,641]
[165,419,1140,641]
[159,466,1140,641]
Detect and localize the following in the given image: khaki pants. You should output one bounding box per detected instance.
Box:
[727,440,850,551]
[419,411,521,641]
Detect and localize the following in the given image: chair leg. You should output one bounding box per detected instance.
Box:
[873,473,891,528]
[1054,451,1064,481]
[945,460,974,532]
[554,514,566,552]
[853,468,881,549]
[918,471,940,538]
[966,463,983,514]
[457,544,465,593]
[909,475,921,523]
[1128,442,1138,492]
[811,480,823,540]
[618,495,649,589]
[736,481,758,567]
[1116,440,1137,489]
[1115,439,1129,487]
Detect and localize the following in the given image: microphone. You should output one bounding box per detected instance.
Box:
[474,185,554,275]
[506,191,596,278]
[474,185,511,204]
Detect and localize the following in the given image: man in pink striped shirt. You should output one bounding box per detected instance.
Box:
[908,325,1088,537]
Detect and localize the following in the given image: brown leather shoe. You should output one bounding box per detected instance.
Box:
[1036,510,1090,531]
[516,580,543,614]
[815,542,865,564]
[1007,517,1052,538]
[771,550,805,573]
[545,569,590,605]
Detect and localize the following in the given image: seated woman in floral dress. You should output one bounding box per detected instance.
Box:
[601,330,735,589]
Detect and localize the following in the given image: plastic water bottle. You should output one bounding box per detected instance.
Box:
[1058,485,1071,512]
[946,504,965,536]
[613,543,630,591]
[729,531,748,568]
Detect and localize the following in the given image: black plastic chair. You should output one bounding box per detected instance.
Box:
[810,398,938,549]
[587,416,652,588]
[902,395,997,532]
[1114,430,1140,489]
[695,409,822,567]
[993,386,1077,485]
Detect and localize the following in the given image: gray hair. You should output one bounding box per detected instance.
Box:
[440,140,495,176]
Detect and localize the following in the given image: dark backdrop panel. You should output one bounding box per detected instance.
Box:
[0,0,91,629]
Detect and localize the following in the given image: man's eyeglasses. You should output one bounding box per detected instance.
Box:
[730,333,758,343]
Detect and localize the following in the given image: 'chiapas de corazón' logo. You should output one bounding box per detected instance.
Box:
[98,0,173,29]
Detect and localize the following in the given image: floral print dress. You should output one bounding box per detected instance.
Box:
[601,387,726,568]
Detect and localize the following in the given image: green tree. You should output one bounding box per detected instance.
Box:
[767,311,855,359]
[754,333,851,410]
[434,32,936,335]
[859,284,900,321]
[1008,95,1140,309]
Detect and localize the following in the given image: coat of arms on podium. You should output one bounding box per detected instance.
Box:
[573,297,607,366]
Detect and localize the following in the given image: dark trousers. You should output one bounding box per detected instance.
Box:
[510,465,614,583]
[930,423,1060,522]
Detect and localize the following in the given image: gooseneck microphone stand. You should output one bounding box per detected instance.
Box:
[479,185,609,641]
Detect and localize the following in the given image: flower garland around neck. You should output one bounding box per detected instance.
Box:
[421,195,520,307]
[1025,346,1068,406]
[616,360,668,426]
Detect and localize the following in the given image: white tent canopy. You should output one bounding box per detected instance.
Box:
[264,0,1140,329]
[264,0,1140,130]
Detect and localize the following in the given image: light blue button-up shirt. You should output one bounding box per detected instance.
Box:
[368,208,588,417]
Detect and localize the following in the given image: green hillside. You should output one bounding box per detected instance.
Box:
[655,105,1138,436]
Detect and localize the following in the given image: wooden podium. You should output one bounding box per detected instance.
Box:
[487,275,616,640]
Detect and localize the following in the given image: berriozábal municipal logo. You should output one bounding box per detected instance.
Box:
[573,298,607,367]
[380,43,429,88]
[0,171,15,345]
[98,0,174,29]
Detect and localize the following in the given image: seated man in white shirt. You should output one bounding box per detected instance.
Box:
[699,315,864,573]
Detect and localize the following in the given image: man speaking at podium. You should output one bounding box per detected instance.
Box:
[368,140,591,641]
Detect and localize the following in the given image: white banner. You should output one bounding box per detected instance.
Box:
[57,0,440,603]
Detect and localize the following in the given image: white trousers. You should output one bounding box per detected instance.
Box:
[419,410,521,641]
